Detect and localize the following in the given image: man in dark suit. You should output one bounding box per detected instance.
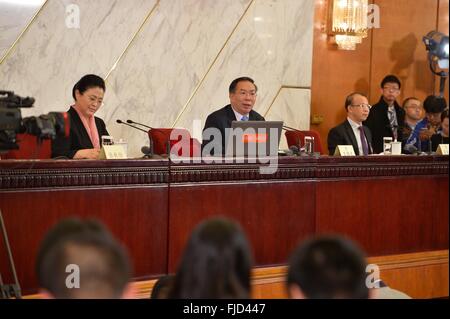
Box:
[202,77,265,156]
[327,92,373,156]
[364,75,405,154]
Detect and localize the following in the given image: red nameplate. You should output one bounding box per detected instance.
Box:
[242,133,268,144]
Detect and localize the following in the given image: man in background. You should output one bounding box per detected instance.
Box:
[401,97,425,153]
[287,235,372,299]
[364,75,405,154]
[327,92,373,156]
[417,95,447,152]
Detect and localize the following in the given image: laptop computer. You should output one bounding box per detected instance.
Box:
[225,121,283,157]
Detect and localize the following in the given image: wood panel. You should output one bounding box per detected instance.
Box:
[0,187,168,295]
[168,182,316,272]
[310,0,373,153]
[370,0,438,103]
[316,176,449,256]
[311,0,446,151]
[0,156,447,295]
[369,250,449,298]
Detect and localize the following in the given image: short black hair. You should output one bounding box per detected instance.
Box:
[72,74,106,100]
[423,95,447,114]
[150,275,175,299]
[229,77,258,93]
[287,235,369,299]
[345,92,368,111]
[36,218,131,299]
[169,217,253,299]
[381,75,401,89]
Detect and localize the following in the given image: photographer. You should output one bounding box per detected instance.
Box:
[52,74,109,159]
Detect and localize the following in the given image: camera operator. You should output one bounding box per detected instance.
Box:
[51,74,109,159]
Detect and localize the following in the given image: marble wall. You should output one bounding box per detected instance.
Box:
[0,0,314,157]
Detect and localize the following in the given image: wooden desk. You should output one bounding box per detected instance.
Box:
[0,156,448,294]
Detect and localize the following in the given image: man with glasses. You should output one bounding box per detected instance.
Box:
[417,95,447,153]
[402,97,425,153]
[364,75,405,154]
[327,93,373,156]
[202,77,265,156]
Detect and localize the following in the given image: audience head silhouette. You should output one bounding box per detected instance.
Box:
[169,217,253,299]
[36,218,133,299]
[287,235,370,299]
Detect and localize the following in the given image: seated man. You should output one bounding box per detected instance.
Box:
[287,235,373,299]
[401,97,425,153]
[35,218,134,299]
[431,109,449,151]
[417,95,447,152]
[202,77,265,156]
[327,92,373,155]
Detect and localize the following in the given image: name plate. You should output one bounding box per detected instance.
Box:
[334,145,356,157]
[436,144,449,155]
[100,145,128,159]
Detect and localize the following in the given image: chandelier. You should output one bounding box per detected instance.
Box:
[328,0,369,50]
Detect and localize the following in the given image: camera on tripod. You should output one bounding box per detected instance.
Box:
[0,90,69,153]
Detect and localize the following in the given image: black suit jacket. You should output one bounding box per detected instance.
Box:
[202,104,265,156]
[327,120,373,155]
[51,107,109,159]
[363,97,405,154]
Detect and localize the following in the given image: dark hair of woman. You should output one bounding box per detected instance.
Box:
[72,74,106,100]
[168,217,253,299]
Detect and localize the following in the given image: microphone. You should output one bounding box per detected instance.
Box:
[404,143,418,154]
[283,125,306,155]
[127,119,171,156]
[127,119,152,129]
[141,146,152,159]
[117,119,154,157]
[116,119,148,133]
[289,145,300,156]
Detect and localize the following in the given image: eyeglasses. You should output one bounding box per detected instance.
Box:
[405,106,423,110]
[350,103,372,110]
[383,86,400,92]
[237,90,257,98]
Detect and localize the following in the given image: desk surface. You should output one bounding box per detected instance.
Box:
[0,155,448,294]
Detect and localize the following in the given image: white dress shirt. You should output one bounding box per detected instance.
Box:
[231,106,248,122]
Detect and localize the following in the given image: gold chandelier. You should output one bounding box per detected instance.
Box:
[328,0,369,50]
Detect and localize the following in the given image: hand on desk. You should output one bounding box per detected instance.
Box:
[74,148,101,159]
[419,127,436,141]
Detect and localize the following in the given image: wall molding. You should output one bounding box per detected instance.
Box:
[0,156,447,190]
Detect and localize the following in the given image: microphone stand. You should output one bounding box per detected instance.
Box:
[116,119,154,157]
[0,209,21,299]
[283,125,304,155]
[127,120,172,158]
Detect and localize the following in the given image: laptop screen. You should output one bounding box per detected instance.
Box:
[225,121,283,157]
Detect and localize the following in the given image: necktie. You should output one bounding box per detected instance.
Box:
[359,126,369,156]
[241,115,249,121]
[388,107,398,139]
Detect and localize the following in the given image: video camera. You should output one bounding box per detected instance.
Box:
[0,90,69,152]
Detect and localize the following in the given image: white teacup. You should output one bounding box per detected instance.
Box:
[391,141,402,155]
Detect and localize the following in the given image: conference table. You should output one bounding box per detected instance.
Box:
[0,155,448,295]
